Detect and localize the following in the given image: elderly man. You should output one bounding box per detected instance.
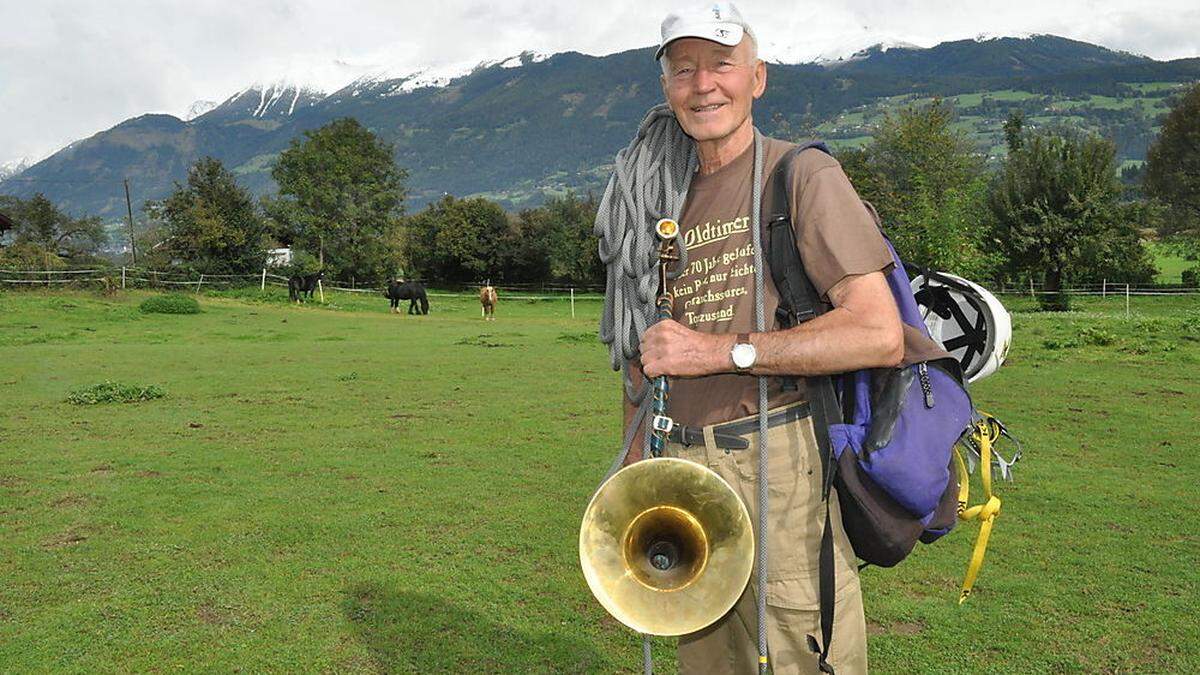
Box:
[618,3,904,673]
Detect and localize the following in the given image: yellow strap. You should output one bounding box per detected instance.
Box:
[956,415,1004,604]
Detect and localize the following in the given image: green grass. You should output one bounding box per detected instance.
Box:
[983,89,1038,102]
[826,136,874,150]
[140,293,202,314]
[1150,241,1198,285]
[811,85,1175,164]
[1124,82,1188,94]
[1,289,1198,672]
[65,380,166,405]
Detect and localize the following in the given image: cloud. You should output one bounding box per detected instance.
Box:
[1,0,1197,167]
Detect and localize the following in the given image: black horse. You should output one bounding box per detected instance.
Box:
[289,271,324,303]
[385,279,429,315]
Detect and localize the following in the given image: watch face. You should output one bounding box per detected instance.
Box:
[732,343,756,369]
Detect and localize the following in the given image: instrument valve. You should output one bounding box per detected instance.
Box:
[651,415,676,435]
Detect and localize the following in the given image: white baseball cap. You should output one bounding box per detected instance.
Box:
[655,2,755,61]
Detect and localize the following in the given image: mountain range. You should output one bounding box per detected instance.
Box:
[3,34,1198,220]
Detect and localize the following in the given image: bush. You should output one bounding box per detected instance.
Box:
[140,294,201,314]
[1037,292,1071,312]
[278,250,322,278]
[1079,326,1117,346]
[1182,267,1199,287]
[1042,337,1079,350]
[1179,310,1200,336]
[67,381,166,405]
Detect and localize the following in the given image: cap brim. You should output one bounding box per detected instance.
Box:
[655,23,745,60]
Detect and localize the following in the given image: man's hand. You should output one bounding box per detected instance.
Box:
[639,319,731,378]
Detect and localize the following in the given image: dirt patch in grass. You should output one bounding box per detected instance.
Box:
[867,619,926,637]
[41,530,88,549]
[196,602,230,626]
[455,334,511,348]
[51,494,94,508]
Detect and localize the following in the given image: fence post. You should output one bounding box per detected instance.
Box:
[1102,279,1106,299]
[318,279,325,303]
[197,274,204,293]
[1126,284,1130,319]
[121,266,126,290]
[1029,278,1035,299]
[571,287,576,318]
[261,268,267,291]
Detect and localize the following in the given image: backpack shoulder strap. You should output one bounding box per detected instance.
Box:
[766,142,833,331]
[761,139,843,675]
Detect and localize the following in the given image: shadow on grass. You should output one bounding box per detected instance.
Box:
[343,582,607,673]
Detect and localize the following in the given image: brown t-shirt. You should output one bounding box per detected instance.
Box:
[665,137,894,427]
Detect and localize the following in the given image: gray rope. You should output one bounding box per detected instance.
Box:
[748,130,771,674]
[598,393,653,487]
[595,104,697,380]
[643,636,653,675]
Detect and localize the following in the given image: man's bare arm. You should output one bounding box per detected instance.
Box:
[639,270,903,379]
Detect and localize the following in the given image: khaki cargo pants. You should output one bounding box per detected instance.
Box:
[665,402,868,674]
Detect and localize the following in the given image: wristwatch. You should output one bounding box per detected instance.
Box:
[730,333,756,372]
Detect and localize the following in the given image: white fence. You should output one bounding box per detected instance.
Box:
[996,281,1200,297]
[0,267,606,315]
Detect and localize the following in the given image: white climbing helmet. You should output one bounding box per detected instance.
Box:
[909,269,1013,383]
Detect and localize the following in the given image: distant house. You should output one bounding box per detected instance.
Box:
[0,211,13,244]
[266,247,292,267]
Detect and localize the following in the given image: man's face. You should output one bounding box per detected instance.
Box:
[660,37,765,144]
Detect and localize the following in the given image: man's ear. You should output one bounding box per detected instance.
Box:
[753,60,767,99]
[661,73,669,101]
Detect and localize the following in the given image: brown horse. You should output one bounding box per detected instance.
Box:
[480,285,498,320]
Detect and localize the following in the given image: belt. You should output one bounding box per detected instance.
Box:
[666,402,812,450]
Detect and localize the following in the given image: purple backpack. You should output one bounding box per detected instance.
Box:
[765,143,975,672]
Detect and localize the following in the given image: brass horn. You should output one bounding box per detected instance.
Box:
[579,457,754,636]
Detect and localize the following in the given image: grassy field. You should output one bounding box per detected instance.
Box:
[1151,242,1197,285]
[1,287,1198,673]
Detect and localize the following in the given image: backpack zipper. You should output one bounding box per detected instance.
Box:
[919,363,935,408]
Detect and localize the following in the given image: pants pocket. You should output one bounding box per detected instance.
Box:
[764,574,868,675]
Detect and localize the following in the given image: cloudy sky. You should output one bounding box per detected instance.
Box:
[2,0,1198,169]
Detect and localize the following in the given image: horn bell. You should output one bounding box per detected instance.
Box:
[579,457,754,636]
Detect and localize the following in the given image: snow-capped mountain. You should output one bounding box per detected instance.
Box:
[810,39,927,66]
[0,158,32,182]
[200,81,328,121]
[182,100,218,121]
[325,51,555,102]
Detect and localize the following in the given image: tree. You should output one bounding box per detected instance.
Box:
[515,192,603,285]
[989,129,1153,308]
[505,206,553,283]
[1144,83,1200,258]
[0,193,106,261]
[268,118,407,282]
[1003,110,1025,153]
[405,195,511,283]
[151,157,268,274]
[839,100,999,279]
